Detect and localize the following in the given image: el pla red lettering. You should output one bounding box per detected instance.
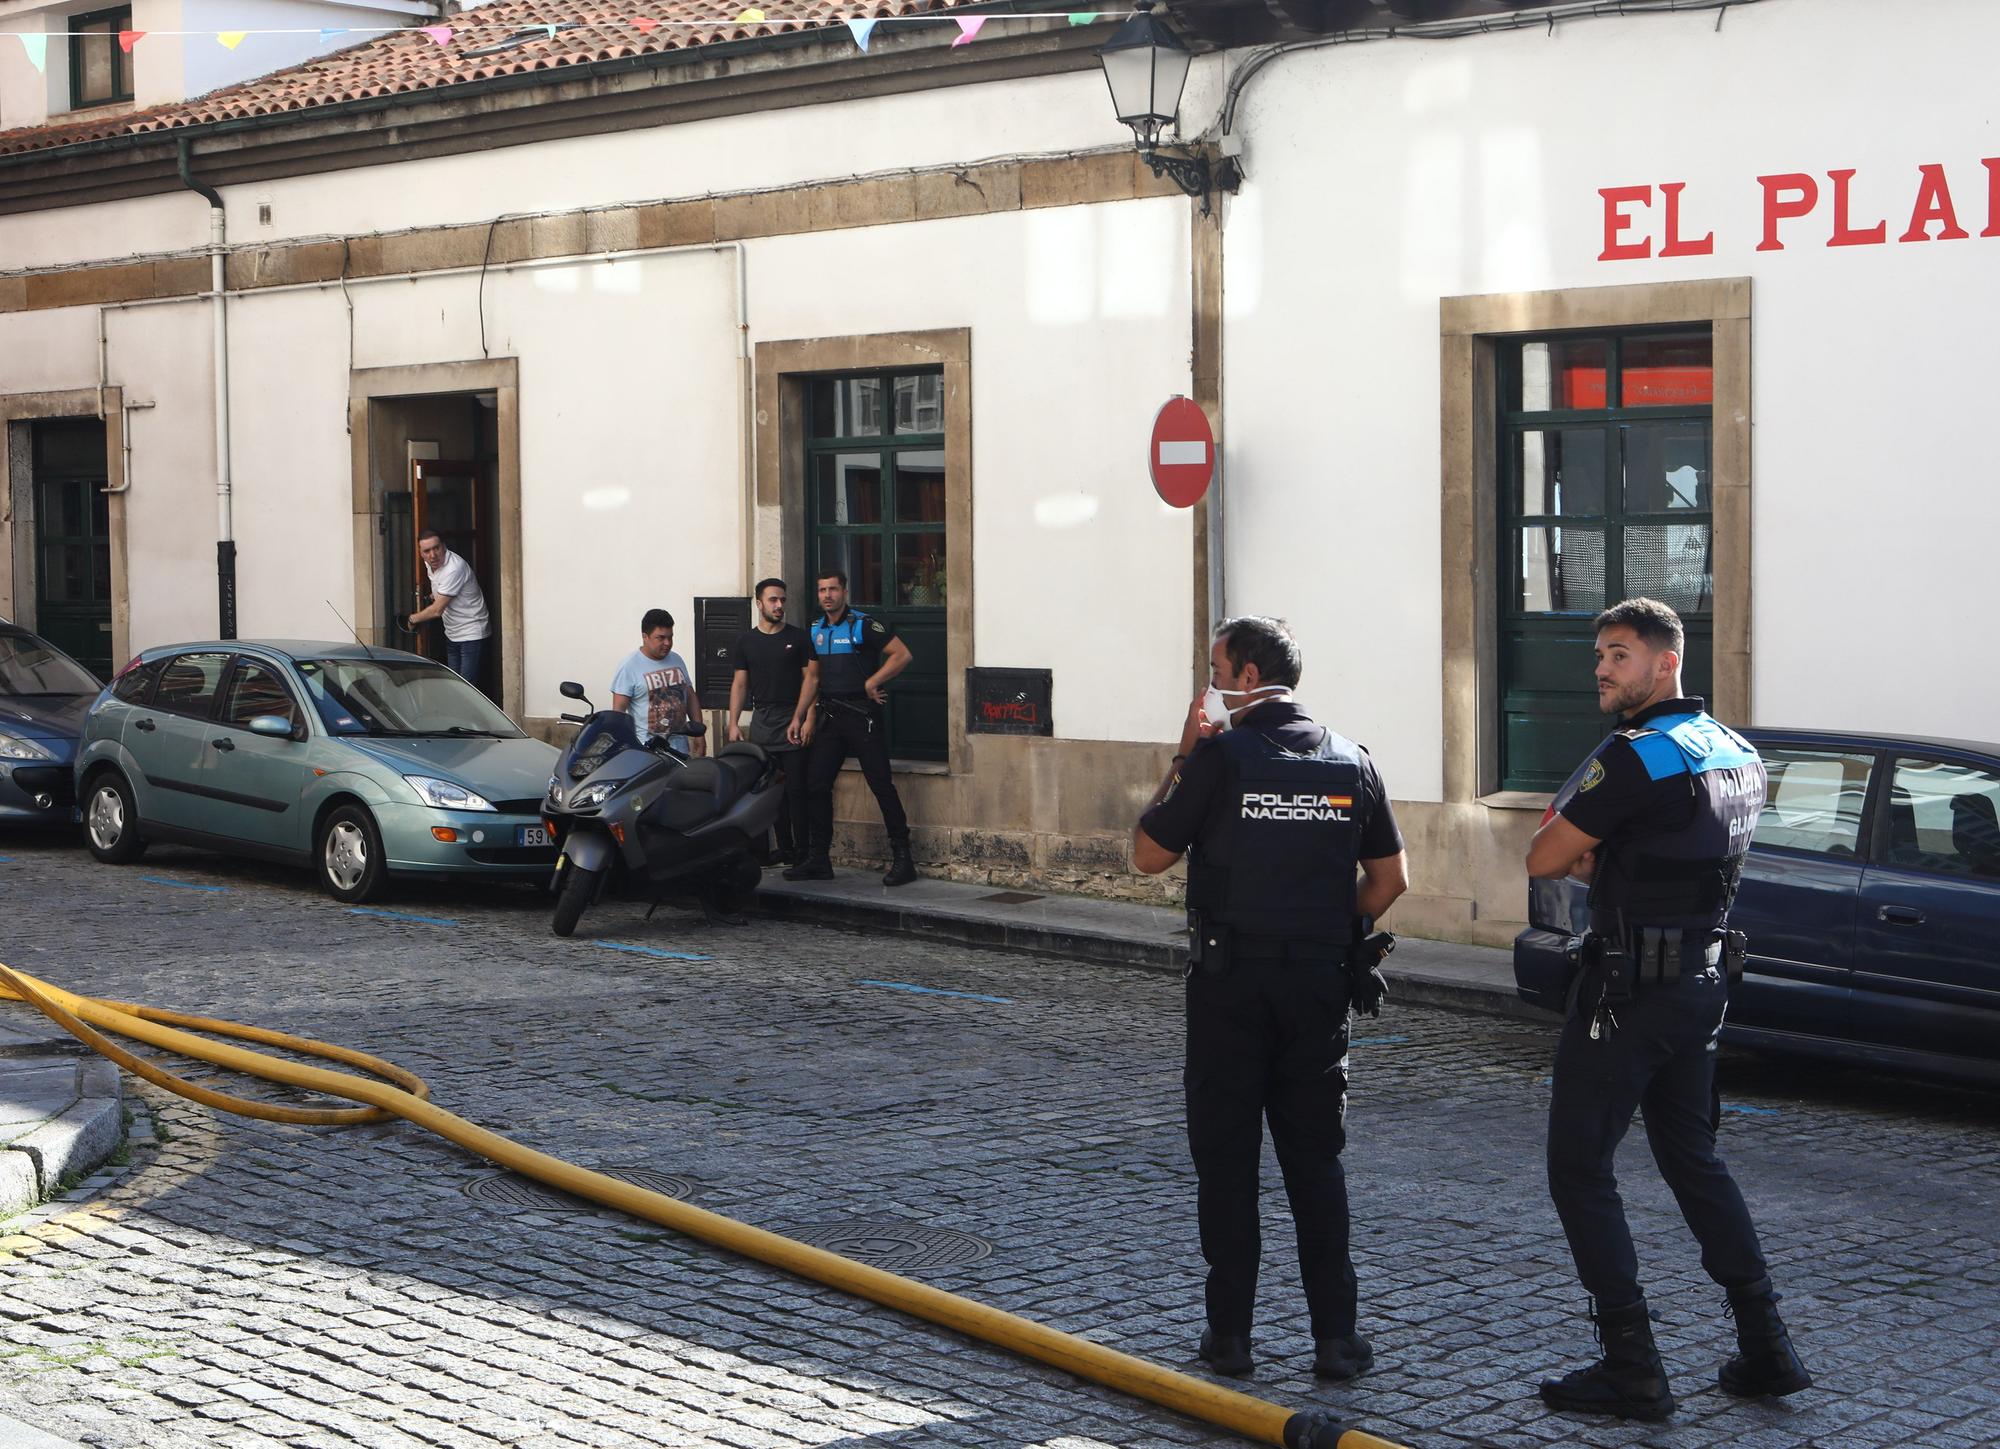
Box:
[1828,169,1887,247]
[1658,182,1713,257]
[1598,185,1654,261]
[1756,173,1818,252]
[1901,163,1970,242]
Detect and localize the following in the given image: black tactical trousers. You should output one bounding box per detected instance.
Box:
[805,700,909,853]
[1546,968,1770,1308]
[767,748,809,858]
[1185,960,1357,1340]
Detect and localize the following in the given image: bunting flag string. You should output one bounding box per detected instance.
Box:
[1,11,1126,52]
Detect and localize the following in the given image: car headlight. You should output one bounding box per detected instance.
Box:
[570,782,617,809]
[404,775,496,812]
[0,733,55,761]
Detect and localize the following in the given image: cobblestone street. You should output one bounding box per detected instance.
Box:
[3,836,1997,1449]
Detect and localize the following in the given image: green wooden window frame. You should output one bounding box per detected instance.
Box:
[805,371,948,762]
[68,6,133,108]
[1497,329,1715,792]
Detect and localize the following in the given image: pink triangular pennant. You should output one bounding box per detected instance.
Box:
[952,16,984,46]
[420,25,453,45]
[117,28,145,51]
[634,16,659,32]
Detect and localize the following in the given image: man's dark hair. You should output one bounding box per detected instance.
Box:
[416,528,443,546]
[754,577,786,599]
[1214,615,1303,688]
[1594,597,1684,655]
[815,569,848,587]
[640,608,675,636]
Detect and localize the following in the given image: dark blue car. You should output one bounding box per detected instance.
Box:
[0,621,103,829]
[1516,728,2000,1089]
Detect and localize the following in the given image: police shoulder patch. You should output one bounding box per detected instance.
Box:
[1579,758,1606,793]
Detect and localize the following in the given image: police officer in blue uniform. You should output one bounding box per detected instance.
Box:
[784,568,919,888]
[1134,616,1407,1383]
[1527,597,1810,1421]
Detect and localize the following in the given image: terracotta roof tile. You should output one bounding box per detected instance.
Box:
[0,0,986,157]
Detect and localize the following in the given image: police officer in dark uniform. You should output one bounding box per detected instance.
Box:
[1134,616,1407,1383]
[784,568,919,888]
[1526,597,1811,1421]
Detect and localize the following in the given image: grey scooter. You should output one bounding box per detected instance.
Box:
[544,682,781,937]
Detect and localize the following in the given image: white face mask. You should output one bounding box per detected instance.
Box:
[1201,683,1289,732]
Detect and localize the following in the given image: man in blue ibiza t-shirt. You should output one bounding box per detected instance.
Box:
[610,607,703,758]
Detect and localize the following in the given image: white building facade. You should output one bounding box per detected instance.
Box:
[1,0,1993,942]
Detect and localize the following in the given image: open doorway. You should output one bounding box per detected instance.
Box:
[366,392,502,702]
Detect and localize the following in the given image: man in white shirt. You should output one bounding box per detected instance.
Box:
[403,530,492,695]
[611,608,705,758]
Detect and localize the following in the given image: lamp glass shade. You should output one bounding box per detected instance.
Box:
[1097,6,1191,148]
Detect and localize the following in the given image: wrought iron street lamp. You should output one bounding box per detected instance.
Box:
[1096,0,1236,213]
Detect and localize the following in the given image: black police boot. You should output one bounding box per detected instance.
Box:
[1196,1328,1253,1378]
[1539,1298,1676,1421]
[882,844,917,888]
[1719,1280,1812,1398]
[782,853,834,882]
[1312,1332,1374,1382]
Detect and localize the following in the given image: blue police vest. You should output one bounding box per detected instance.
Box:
[1186,724,1365,942]
[1583,710,1766,934]
[811,612,873,698]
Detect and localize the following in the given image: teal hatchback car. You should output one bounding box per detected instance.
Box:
[75,641,560,902]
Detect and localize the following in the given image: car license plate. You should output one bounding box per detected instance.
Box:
[517,825,550,848]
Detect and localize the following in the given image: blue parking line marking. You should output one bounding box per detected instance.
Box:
[349,907,458,926]
[593,941,711,962]
[1721,1103,1781,1116]
[858,980,1013,1005]
[1351,1035,1409,1046]
[0,855,14,862]
[141,876,228,893]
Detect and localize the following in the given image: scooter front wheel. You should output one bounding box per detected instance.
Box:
[551,863,600,937]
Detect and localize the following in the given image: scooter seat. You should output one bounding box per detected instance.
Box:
[647,749,766,834]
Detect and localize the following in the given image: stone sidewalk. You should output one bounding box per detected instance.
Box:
[756,868,1538,1019]
[0,1010,123,1222]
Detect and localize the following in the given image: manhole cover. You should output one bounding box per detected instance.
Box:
[464,1168,694,1212]
[979,891,1045,906]
[784,1220,993,1271]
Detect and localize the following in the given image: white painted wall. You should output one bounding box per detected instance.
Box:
[748,197,1194,744]
[1220,0,2000,802]
[0,61,1196,742]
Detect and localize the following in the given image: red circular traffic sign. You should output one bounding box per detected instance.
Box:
[1150,396,1214,508]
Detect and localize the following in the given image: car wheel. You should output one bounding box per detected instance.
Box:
[551,864,599,938]
[83,773,146,864]
[318,804,387,904]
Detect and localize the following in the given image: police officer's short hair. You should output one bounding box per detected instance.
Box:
[641,608,674,636]
[1214,616,1302,688]
[816,570,848,587]
[754,577,785,599]
[1595,597,1684,655]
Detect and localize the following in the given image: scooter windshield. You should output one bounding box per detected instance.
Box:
[566,711,641,782]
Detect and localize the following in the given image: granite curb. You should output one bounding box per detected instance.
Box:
[755,870,1549,1022]
[0,1012,125,1222]
[0,1407,85,1448]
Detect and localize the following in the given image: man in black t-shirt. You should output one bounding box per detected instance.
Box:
[1133,616,1408,1384]
[726,578,818,866]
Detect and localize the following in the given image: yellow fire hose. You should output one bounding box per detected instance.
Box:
[0,960,1405,1449]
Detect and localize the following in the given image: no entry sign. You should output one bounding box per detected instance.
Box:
[1150,396,1214,508]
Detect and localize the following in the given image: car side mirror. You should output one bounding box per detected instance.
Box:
[559,681,586,700]
[247,715,295,738]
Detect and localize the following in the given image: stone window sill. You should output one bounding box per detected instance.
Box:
[1479,789,1555,812]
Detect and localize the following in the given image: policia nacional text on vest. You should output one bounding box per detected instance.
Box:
[1187,727,1394,1000]
[1560,710,1761,1020]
